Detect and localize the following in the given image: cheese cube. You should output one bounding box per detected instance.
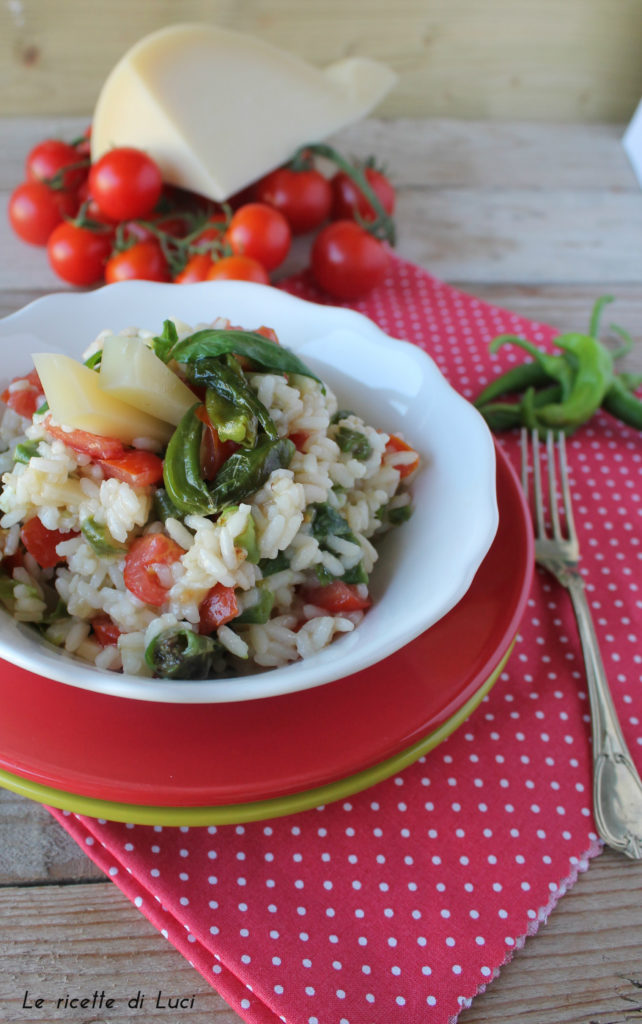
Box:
[91,23,396,202]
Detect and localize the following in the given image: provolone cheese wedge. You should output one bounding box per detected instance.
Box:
[33,354,173,446]
[91,23,396,201]
[99,335,196,426]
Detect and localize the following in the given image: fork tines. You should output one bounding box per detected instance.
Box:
[520,428,576,545]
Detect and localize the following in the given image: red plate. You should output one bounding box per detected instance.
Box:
[0,445,532,807]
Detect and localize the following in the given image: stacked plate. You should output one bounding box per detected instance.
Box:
[0,283,533,824]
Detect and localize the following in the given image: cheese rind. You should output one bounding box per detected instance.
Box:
[91,23,396,202]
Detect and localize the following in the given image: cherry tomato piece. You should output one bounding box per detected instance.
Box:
[1,369,43,419]
[89,147,163,221]
[254,167,332,234]
[331,166,395,223]
[385,434,420,479]
[123,534,185,607]
[205,255,269,285]
[174,253,214,284]
[47,222,113,285]
[310,220,390,301]
[91,614,121,646]
[8,181,78,246]
[301,580,372,614]
[98,450,164,488]
[195,406,238,480]
[226,203,291,271]
[20,517,79,569]
[198,583,239,634]
[43,417,125,459]
[104,240,170,284]
[26,139,88,191]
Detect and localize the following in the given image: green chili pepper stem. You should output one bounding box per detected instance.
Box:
[292,142,396,246]
[618,371,642,392]
[608,323,634,360]
[602,377,642,430]
[589,294,615,338]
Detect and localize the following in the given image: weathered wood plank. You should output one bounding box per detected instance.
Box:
[0,116,638,191]
[0,850,640,1024]
[1,0,642,122]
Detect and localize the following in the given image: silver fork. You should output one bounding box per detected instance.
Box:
[521,428,642,859]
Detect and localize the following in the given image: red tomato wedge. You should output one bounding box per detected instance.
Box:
[20,517,79,569]
[123,534,185,607]
[43,416,125,459]
[198,583,239,634]
[195,406,239,481]
[301,580,371,614]
[91,614,121,647]
[99,450,164,488]
[1,369,43,419]
[385,434,420,478]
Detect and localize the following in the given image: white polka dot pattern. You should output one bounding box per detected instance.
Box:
[50,259,642,1024]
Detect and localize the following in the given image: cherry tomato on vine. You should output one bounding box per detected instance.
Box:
[104,240,170,284]
[73,125,93,159]
[8,181,78,246]
[26,139,88,192]
[205,255,269,284]
[88,147,163,221]
[226,203,291,272]
[174,253,214,283]
[310,220,390,301]
[331,166,395,223]
[253,167,332,234]
[47,222,113,285]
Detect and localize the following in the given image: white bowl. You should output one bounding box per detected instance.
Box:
[0,280,498,702]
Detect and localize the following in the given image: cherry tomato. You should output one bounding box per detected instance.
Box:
[1,369,43,419]
[301,580,372,614]
[254,167,332,235]
[174,253,214,284]
[98,450,164,487]
[20,517,79,569]
[310,221,390,301]
[75,178,119,227]
[8,181,78,246]
[205,255,269,285]
[91,614,121,646]
[88,147,163,221]
[26,139,88,191]
[226,203,291,271]
[331,166,395,223]
[385,434,420,479]
[104,240,170,284]
[43,416,125,459]
[198,583,239,634]
[47,221,113,285]
[123,533,185,607]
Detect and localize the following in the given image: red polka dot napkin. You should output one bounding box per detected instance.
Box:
[49,258,642,1024]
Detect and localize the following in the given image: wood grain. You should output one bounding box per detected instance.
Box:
[0,116,641,1024]
[1,1,642,122]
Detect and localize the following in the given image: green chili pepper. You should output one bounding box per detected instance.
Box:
[234,586,275,624]
[163,404,216,515]
[80,517,127,556]
[145,626,224,679]
[535,332,613,428]
[189,357,277,441]
[153,487,188,524]
[83,351,102,370]
[208,437,296,511]
[473,360,553,408]
[13,440,40,464]
[330,409,356,424]
[489,335,575,399]
[334,426,372,461]
[311,502,368,585]
[258,551,290,576]
[602,376,642,430]
[0,572,17,613]
[219,507,260,563]
[167,328,324,387]
[617,371,642,392]
[205,388,256,446]
[477,383,564,432]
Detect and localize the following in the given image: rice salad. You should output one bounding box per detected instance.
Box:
[0,316,418,680]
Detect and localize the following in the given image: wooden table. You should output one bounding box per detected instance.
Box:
[1,117,641,1024]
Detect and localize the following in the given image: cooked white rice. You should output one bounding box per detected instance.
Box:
[0,316,417,680]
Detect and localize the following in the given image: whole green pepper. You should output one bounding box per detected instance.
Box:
[602,376,642,429]
[163,404,216,515]
[534,332,613,429]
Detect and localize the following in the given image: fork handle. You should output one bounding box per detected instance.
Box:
[566,575,642,859]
